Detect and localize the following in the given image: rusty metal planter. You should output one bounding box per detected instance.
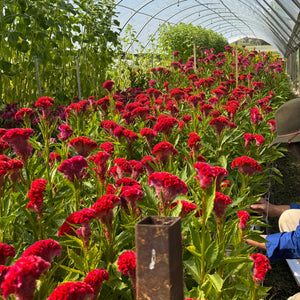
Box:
[135,216,184,300]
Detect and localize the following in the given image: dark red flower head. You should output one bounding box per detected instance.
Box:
[237,210,250,230]
[0,243,15,265]
[231,156,262,176]
[57,156,88,182]
[57,124,73,141]
[213,192,232,219]
[151,140,178,165]
[27,178,47,217]
[84,268,109,297]
[103,80,115,93]
[250,253,271,283]
[117,250,136,277]
[69,137,98,157]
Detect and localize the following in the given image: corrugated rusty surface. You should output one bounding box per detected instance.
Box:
[135,216,184,300]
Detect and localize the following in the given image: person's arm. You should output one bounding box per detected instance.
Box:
[250,198,290,217]
[246,235,267,251]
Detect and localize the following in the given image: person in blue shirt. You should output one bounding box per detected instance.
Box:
[247,98,300,299]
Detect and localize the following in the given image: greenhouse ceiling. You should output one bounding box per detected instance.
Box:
[115,0,300,57]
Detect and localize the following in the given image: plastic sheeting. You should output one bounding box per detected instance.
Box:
[115,0,300,56]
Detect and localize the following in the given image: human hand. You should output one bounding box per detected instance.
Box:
[246,235,267,251]
[250,198,289,218]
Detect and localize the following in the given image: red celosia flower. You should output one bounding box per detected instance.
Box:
[115,177,141,189]
[140,127,157,148]
[152,140,178,165]
[89,151,110,183]
[49,152,61,167]
[252,81,265,91]
[253,134,265,146]
[250,107,263,124]
[200,104,213,118]
[170,88,185,101]
[188,133,201,153]
[165,100,179,117]
[213,166,228,191]
[213,192,232,219]
[0,243,15,265]
[170,200,197,218]
[21,239,61,263]
[222,100,240,120]
[15,108,34,122]
[103,80,115,93]
[267,120,276,133]
[194,162,216,190]
[0,129,7,139]
[187,95,202,108]
[47,282,95,300]
[237,210,250,230]
[0,140,9,154]
[122,129,139,146]
[117,250,136,277]
[129,160,144,179]
[99,142,114,155]
[2,128,34,162]
[69,137,98,157]
[57,156,88,182]
[250,253,271,283]
[27,178,47,218]
[131,107,150,119]
[84,269,109,298]
[209,110,221,118]
[0,265,10,295]
[121,187,144,209]
[209,116,229,136]
[141,155,156,176]
[148,172,188,207]
[0,160,8,188]
[231,156,262,176]
[57,124,73,141]
[182,115,192,124]
[244,133,255,150]
[113,158,132,179]
[35,96,55,120]
[2,255,51,300]
[96,96,110,114]
[100,120,118,136]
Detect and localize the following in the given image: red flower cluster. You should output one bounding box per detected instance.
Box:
[113,158,132,179]
[209,116,230,136]
[231,156,262,176]
[35,96,55,120]
[129,160,144,179]
[89,151,110,183]
[69,137,98,157]
[153,117,178,136]
[250,107,263,124]
[188,133,201,153]
[120,186,144,209]
[243,133,265,149]
[83,268,109,297]
[170,200,197,218]
[57,124,73,141]
[213,192,232,219]
[57,156,88,182]
[237,210,250,230]
[141,155,156,176]
[27,178,47,218]
[100,120,118,136]
[250,253,271,283]
[103,80,115,93]
[0,140,9,155]
[15,108,34,122]
[0,243,15,265]
[117,250,136,277]
[99,141,114,155]
[151,140,178,165]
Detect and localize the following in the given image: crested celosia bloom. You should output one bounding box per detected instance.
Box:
[209,116,229,136]
[21,239,61,263]
[57,156,88,182]
[115,177,141,189]
[122,129,139,147]
[141,155,156,176]
[0,265,10,295]
[250,107,263,124]
[113,158,132,179]
[2,128,34,162]
[0,129,7,139]
[129,160,144,179]
[102,80,115,93]
[0,140,9,155]
[252,81,265,91]
[250,253,271,283]
[237,210,250,230]
[222,100,240,120]
[188,132,201,153]
[49,152,61,167]
[47,282,95,300]
[1,254,51,300]
[213,192,232,219]
[89,151,110,183]
[83,269,109,298]
[57,124,73,141]
[231,156,262,176]
[120,187,144,209]
[117,250,136,277]
[151,140,178,165]
[100,120,118,136]
[131,107,150,119]
[69,137,98,157]
[169,200,197,218]
[200,104,213,118]
[99,142,114,155]
[14,108,34,122]
[58,208,96,247]
[96,96,110,115]
[244,133,255,150]
[0,243,15,265]
[153,117,178,136]
[194,162,215,190]
[148,172,188,208]
[35,96,55,120]
[267,120,276,133]
[140,127,157,148]
[0,160,8,188]
[27,178,47,218]
[253,134,265,146]
[187,95,202,108]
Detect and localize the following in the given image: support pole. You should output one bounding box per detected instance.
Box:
[193,41,197,73]
[235,41,239,88]
[34,56,42,97]
[298,48,300,94]
[75,56,82,101]
[136,216,184,300]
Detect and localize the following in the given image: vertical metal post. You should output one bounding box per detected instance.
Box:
[34,56,42,97]
[135,216,184,300]
[75,56,82,101]
[193,41,197,72]
[235,41,238,88]
[298,48,300,94]
[151,53,154,69]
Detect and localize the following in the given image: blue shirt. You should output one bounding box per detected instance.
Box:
[266,203,300,260]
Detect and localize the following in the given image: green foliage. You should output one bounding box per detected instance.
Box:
[157,23,228,61]
[0,0,121,105]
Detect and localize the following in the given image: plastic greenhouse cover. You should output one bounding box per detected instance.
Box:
[115,0,300,56]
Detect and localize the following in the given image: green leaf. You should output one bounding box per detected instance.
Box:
[68,248,85,271]
[205,240,219,269]
[183,256,201,284]
[8,31,20,44]
[206,273,223,292]
[205,184,216,224]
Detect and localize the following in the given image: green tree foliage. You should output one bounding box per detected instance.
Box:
[158,23,228,61]
[0,0,120,104]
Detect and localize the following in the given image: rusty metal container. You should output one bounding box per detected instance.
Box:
[135,216,184,300]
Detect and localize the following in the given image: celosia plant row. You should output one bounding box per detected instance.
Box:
[0,45,287,299]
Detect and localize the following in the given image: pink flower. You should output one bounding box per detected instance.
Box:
[1,255,51,300]
[231,156,262,176]
[2,128,34,162]
[84,269,109,298]
[267,120,276,133]
[169,200,197,218]
[57,124,73,141]
[253,134,265,146]
[89,151,110,183]
[148,172,188,207]
[6,158,24,183]
[27,179,47,218]
[47,282,94,300]
[151,140,178,165]
[102,80,115,93]
[244,133,255,149]
[237,210,250,230]
[57,156,88,182]
[250,253,271,283]
[213,192,232,219]
[250,107,263,124]
[0,243,15,265]
[149,80,156,87]
[113,158,132,179]
[21,239,61,263]
[35,96,55,120]
[69,137,98,157]
[121,187,144,209]
[194,162,215,190]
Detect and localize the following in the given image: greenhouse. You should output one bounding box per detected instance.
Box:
[1,1,300,300]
